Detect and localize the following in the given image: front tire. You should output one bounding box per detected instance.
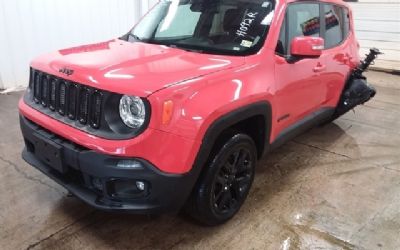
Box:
[185,134,257,226]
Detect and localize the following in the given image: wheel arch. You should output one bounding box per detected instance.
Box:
[183,101,273,213]
[191,101,272,178]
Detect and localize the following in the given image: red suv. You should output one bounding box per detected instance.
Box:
[19,0,378,225]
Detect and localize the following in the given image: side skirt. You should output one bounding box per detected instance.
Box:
[270,107,335,151]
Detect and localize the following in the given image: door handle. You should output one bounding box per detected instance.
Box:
[313,64,326,73]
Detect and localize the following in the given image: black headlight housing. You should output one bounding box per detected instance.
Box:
[103,94,152,138]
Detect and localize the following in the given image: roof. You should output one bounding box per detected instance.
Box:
[282,0,349,7]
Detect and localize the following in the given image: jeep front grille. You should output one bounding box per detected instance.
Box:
[28,68,103,129]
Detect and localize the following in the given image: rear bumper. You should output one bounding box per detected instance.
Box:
[20,115,197,214]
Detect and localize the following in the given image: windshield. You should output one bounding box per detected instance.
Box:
[125,0,275,55]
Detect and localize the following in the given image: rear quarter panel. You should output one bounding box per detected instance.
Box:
[321,4,360,107]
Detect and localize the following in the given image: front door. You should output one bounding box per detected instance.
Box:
[274,2,327,136]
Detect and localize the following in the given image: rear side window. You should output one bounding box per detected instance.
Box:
[324,4,351,49]
[324,5,343,48]
[276,3,321,55]
[343,8,351,38]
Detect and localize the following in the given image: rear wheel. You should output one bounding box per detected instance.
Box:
[185,134,257,226]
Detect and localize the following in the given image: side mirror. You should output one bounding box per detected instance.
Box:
[290,37,325,58]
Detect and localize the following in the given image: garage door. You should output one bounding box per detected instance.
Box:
[349,1,400,71]
[0,74,3,90]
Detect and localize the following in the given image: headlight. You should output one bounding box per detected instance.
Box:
[119,95,146,129]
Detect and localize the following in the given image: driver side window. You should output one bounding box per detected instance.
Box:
[276,3,321,56]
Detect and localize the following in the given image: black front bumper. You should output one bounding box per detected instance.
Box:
[20,115,197,214]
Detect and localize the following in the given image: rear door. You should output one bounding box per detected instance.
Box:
[274,2,328,134]
[321,3,355,107]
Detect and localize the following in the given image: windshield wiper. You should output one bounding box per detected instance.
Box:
[163,44,204,54]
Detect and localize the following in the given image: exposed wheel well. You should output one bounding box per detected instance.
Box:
[209,115,267,161]
[189,102,271,183]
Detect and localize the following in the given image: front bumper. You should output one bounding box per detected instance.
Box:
[20,115,197,214]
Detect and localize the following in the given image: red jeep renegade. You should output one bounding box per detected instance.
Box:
[19,0,379,225]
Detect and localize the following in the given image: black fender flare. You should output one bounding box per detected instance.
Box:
[189,101,272,178]
[179,102,272,209]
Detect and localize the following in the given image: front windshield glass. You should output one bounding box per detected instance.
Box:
[126,0,275,55]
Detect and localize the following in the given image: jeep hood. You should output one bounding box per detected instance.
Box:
[31,39,245,96]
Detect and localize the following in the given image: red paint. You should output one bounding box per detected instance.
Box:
[19,0,359,174]
[30,41,245,97]
[290,37,325,57]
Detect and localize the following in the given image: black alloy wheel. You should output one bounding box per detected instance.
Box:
[185,133,257,226]
[211,146,253,215]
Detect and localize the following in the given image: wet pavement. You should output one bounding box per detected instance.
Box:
[0,71,399,250]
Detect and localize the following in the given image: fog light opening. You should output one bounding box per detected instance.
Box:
[107,179,149,200]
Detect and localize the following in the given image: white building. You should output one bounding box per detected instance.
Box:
[0,0,399,90]
[0,0,157,90]
[348,0,400,71]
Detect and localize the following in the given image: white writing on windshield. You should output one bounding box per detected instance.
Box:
[236,12,259,37]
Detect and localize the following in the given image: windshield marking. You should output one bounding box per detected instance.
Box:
[240,40,253,47]
[236,12,259,37]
